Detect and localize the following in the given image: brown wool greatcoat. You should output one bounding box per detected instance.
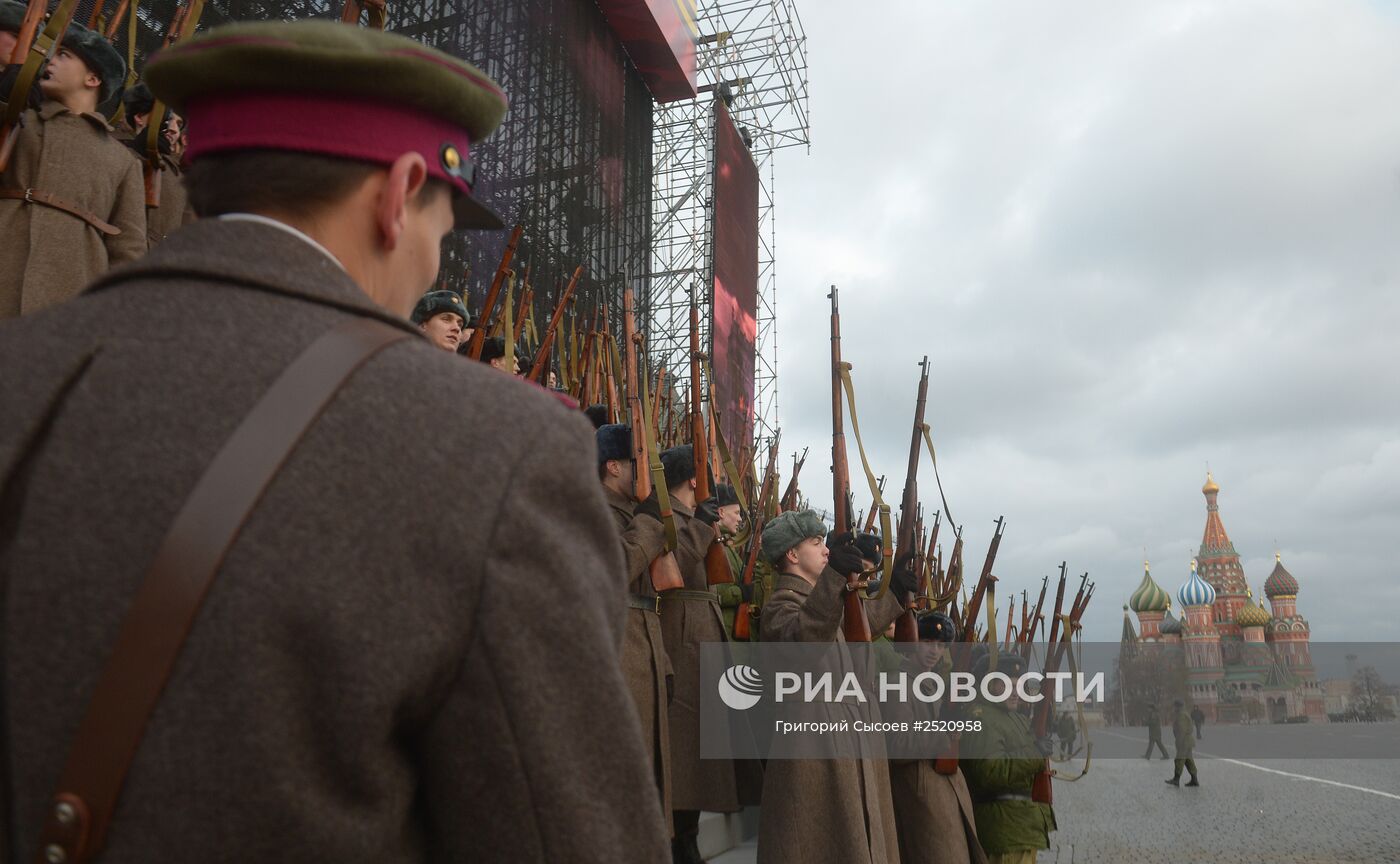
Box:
[884,674,988,864]
[0,103,146,318]
[0,219,670,863]
[757,568,905,864]
[145,155,196,247]
[605,485,674,828]
[655,503,762,814]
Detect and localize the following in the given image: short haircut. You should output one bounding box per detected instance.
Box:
[185,149,448,221]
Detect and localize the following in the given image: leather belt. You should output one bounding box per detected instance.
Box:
[975,793,1033,804]
[0,187,121,235]
[627,593,660,614]
[661,589,719,605]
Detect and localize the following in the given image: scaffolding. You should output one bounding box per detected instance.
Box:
[648,0,809,449]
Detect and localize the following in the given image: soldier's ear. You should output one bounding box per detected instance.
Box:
[378,152,430,251]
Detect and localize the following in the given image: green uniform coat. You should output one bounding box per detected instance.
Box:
[604,485,674,829]
[1173,708,1195,758]
[0,102,146,318]
[959,701,1057,855]
[757,567,905,864]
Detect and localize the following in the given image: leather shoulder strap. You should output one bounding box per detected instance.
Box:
[32,318,411,864]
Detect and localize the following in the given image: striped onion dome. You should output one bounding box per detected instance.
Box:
[1129,562,1171,613]
[1264,553,1299,598]
[1235,592,1271,628]
[1159,610,1183,635]
[1178,559,1217,608]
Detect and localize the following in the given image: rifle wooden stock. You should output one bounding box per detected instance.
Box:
[828,286,870,643]
[512,272,532,343]
[893,357,931,643]
[734,436,782,639]
[464,225,523,359]
[530,265,581,382]
[623,286,650,502]
[961,517,1004,636]
[1030,564,1070,804]
[102,0,130,38]
[779,447,807,511]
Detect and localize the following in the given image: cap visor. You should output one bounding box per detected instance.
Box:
[453,192,503,230]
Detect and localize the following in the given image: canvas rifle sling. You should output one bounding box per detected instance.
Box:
[32,318,411,864]
[836,362,893,594]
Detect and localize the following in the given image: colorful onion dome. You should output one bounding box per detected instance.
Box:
[1235,592,1271,628]
[1178,559,1217,607]
[1159,610,1183,635]
[1202,471,1220,494]
[1264,552,1299,598]
[1129,561,1171,613]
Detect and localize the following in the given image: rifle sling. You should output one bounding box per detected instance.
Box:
[32,318,411,864]
[920,423,957,531]
[836,362,893,593]
[1,0,79,131]
[0,188,120,234]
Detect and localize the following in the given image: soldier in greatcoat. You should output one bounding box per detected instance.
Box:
[886,612,988,864]
[0,24,145,317]
[635,444,761,864]
[756,510,914,864]
[117,82,196,247]
[0,20,669,862]
[597,422,675,833]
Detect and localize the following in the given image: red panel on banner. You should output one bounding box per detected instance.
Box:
[597,0,698,102]
[711,102,760,456]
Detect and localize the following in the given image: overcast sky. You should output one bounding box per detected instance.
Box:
[770,0,1400,642]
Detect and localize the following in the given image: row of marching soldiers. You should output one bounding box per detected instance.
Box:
[0,1,192,319]
[590,422,1059,864]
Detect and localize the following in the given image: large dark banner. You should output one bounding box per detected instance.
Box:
[711,102,760,455]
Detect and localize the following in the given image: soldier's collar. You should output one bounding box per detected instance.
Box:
[38,99,115,131]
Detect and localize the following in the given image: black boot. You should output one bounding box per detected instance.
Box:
[1165,777,1180,787]
[1185,778,1200,787]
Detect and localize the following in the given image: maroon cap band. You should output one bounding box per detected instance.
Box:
[183,90,476,196]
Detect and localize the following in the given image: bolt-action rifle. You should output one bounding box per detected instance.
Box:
[733,435,781,641]
[690,294,733,585]
[829,286,873,643]
[530,265,581,382]
[893,357,931,643]
[463,226,523,359]
[624,283,683,591]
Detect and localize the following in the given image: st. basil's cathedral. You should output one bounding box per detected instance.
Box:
[1123,473,1327,723]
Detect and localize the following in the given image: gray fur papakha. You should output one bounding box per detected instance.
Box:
[761,509,827,563]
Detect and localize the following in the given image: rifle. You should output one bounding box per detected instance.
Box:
[829,287,872,643]
[340,0,388,28]
[779,447,807,512]
[861,475,886,534]
[734,434,781,640]
[464,226,523,359]
[530,266,581,382]
[1032,564,1075,804]
[0,0,79,172]
[893,357,931,643]
[690,294,732,586]
[960,517,1004,638]
[624,283,683,592]
[511,267,532,344]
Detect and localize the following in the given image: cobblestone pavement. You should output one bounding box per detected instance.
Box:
[1038,727,1400,863]
[712,723,1400,863]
